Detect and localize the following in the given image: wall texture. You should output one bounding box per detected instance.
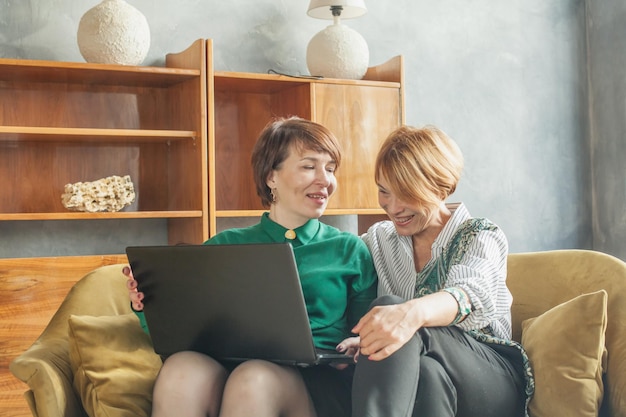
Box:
[0,0,622,259]
[587,0,626,261]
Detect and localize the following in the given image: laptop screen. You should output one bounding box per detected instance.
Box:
[126,243,333,366]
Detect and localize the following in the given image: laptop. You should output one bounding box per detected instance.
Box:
[125,242,354,367]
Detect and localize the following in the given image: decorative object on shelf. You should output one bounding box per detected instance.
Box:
[77,0,151,66]
[306,0,369,80]
[61,175,136,212]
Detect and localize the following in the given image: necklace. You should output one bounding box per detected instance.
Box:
[284,229,296,240]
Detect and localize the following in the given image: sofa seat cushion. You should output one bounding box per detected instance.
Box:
[521,290,608,417]
[68,313,162,417]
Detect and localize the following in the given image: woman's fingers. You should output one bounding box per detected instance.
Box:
[364,342,402,361]
[129,290,144,302]
[123,265,144,310]
[130,291,144,311]
[355,305,415,360]
[359,334,387,356]
[336,336,360,353]
[122,265,133,278]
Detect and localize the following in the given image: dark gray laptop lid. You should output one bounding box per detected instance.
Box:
[126,243,349,366]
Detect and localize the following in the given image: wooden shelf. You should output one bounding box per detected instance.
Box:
[2,37,402,239]
[0,211,204,221]
[0,58,199,87]
[215,208,385,218]
[0,39,209,245]
[0,126,197,142]
[214,71,401,91]
[215,210,271,218]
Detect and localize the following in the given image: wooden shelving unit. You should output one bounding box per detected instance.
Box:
[0,39,209,245]
[205,39,405,235]
[0,37,403,244]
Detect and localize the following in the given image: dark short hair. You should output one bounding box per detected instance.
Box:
[251,117,342,207]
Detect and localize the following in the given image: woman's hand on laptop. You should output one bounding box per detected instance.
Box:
[123,265,145,311]
[334,336,361,369]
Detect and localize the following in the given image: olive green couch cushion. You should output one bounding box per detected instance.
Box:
[521,290,608,417]
[68,313,162,417]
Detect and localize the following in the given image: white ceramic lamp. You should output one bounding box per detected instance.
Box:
[306,0,369,80]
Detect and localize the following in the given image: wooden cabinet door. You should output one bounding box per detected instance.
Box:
[312,82,402,210]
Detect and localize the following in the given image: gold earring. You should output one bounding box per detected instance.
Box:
[270,188,277,203]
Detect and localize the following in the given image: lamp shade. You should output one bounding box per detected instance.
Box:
[307,0,367,19]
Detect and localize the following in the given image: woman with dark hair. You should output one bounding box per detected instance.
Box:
[126,117,377,417]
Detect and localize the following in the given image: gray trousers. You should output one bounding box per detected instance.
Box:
[352,295,526,417]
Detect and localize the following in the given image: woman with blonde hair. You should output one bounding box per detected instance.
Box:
[344,125,533,417]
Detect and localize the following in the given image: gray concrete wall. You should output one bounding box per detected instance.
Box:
[1,0,621,259]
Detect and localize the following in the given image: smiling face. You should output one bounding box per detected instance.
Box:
[267,144,337,229]
[374,125,464,237]
[377,175,440,237]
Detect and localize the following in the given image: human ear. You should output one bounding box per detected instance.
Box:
[266,172,276,189]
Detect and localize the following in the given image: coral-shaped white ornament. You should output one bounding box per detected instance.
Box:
[61,175,136,212]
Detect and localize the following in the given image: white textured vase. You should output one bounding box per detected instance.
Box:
[306,23,369,80]
[77,0,151,66]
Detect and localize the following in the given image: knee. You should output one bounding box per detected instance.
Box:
[155,351,227,395]
[419,356,452,388]
[226,360,283,395]
[152,351,227,417]
[221,361,314,416]
[369,294,405,309]
[414,356,457,414]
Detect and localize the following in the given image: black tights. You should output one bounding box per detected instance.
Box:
[352,295,526,417]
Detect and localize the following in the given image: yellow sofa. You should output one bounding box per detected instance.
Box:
[9,249,626,417]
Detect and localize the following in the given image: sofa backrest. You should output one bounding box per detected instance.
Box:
[507,249,626,417]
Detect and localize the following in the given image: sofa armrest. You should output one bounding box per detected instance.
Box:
[9,264,131,417]
[10,340,85,417]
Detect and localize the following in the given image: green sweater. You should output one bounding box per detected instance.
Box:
[135,213,377,350]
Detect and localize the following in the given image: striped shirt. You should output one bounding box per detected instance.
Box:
[361,203,513,340]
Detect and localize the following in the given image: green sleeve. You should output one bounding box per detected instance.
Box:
[133,308,150,335]
[347,242,378,328]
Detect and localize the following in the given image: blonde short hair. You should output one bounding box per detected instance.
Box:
[375,125,464,206]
